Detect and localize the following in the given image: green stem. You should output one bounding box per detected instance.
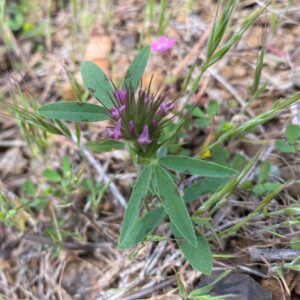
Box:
[195,148,263,215]
[217,183,287,238]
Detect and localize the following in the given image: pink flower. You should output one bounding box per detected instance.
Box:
[150,36,176,53]
[107,118,122,140]
[114,89,127,104]
[158,101,175,114]
[137,125,152,145]
[110,104,126,119]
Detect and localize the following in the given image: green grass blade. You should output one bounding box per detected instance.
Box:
[190,270,231,296]
[252,45,265,95]
[219,183,287,238]
[205,91,300,152]
[203,4,266,71]
[157,0,168,35]
[206,0,236,60]
[196,148,264,214]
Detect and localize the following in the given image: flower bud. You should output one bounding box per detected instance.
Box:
[137,125,152,145]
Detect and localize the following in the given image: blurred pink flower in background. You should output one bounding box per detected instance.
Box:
[150,35,176,53]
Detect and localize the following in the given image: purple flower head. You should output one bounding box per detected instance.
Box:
[114,89,127,104]
[158,101,175,114]
[103,82,176,157]
[137,125,152,145]
[110,104,126,119]
[150,36,176,54]
[107,118,122,140]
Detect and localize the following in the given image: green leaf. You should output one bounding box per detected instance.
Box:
[275,139,295,153]
[252,182,281,195]
[196,118,210,128]
[172,224,213,274]
[211,146,230,166]
[119,207,165,249]
[81,61,115,108]
[155,164,197,247]
[159,156,236,177]
[290,237,300,250]
[231,154,247,170]
[23,180,37,197]
[62,156,72,177]
[120,177,224,248]
[191,107,206,118]
[86,139,125,153]
[43,169,62,182]
[286,124,300,144]
[28,198,48,209]
[123,46,150,92]
[258,161,271,183]
[190,270,231,296]
[118,165,153,249]
[37,102,110,122]
[207,100,218,119]
[183,178,226,202]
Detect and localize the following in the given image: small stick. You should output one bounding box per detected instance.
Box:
[122,278,176,300]
[250,248,300,262]
[237,265,268,278]
[23,232,111,251]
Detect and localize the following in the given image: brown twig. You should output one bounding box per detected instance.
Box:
[122,278,176,300]
[22,233,111,252]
